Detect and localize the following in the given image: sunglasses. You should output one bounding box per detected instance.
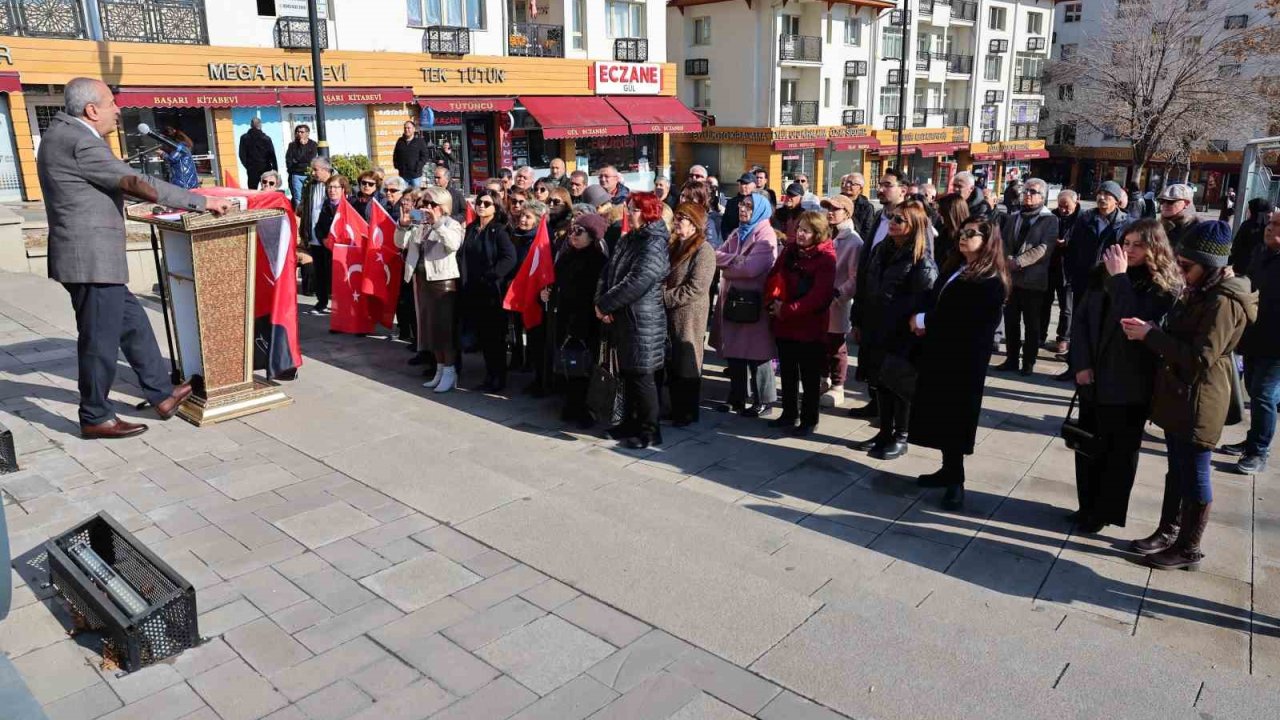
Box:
[549,199,565,206]
[1023,189,1042,196]
[535,187,549,193]
[263,181,278,187]
[888,214,908,223]
[477,200,495,208]
[385,188,402,194]
[511,200,525,206]
[359,180,377,187]
[960,228,985,239]
[1159,198,1182,205]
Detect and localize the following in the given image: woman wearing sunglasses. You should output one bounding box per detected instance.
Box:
[542,213,609,428]
[850,200,937,460]
[350,170,386,222]
[395,186,464,394]
[1121,221,1256,570]
[908,217,1009,509]
[461,190,518,393]
[664,202,717,426]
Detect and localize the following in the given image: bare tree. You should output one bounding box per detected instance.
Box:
[1045,0,1280,178]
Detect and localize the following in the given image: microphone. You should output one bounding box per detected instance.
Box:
[137,123,181,152]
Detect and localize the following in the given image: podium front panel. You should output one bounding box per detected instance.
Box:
[160,229,202,379]
[191,226,254,396]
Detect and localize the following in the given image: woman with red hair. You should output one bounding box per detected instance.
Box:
[595,192,671,448]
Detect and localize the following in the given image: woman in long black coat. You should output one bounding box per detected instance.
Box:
[544,213,608,428]
[909,216,1010,510]
[595,193,671,449]
[461,190,517,392]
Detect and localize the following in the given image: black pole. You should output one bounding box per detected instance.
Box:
[895,0,909,171]
[307,0,328,158]
[135,224,181,409]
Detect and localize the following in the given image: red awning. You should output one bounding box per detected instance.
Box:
[972,152,1004,161]
[279,87,414,106]
[605,96,702,135]
[918,142,968,158]
[873,145,917,156]
[830,135,881,151]
[1005,149,1050,160]
[419,96,515,113]
[0,72,20,94]
[114,87,277,108]
[519,96,629,139]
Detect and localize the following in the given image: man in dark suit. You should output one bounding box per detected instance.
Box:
[238,117,277,189]
[393,120,430,188]
[433,164,467,224]
[37,78,231,439]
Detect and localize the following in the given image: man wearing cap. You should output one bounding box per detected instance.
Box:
[1227,211,1280,474]
[580,184,611,211]
[822,194,862,408]
[1065,180,1133,302]
[1159,183,1199,252]
[773,183,806,243]
[722,173,757,238]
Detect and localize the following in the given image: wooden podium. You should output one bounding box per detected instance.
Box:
[130,207,292,426]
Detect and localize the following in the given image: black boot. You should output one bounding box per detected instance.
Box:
[1148,502,1210,571]
[870,432,908,460]
[1131,478,1182,556]
[917,466,958,488]
[942,484,965,511]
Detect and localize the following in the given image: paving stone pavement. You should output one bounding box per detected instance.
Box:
[2,269,1280,719]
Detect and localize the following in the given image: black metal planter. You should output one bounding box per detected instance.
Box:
[45,512,198,672]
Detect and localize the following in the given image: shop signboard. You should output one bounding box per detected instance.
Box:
[278,0,327,19]
[591,62,663,95]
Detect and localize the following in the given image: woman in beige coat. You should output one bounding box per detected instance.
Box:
[395,186,464,393]
[664,202,717,426]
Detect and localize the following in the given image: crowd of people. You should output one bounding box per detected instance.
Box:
[283,127,1277,573]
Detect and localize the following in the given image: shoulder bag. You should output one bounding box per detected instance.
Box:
[723,235,763,323]
[587,339,625,426]
[554,334,593,379]
[1060,390,1102,458]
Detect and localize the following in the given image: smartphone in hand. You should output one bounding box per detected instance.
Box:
[410,209,425,223]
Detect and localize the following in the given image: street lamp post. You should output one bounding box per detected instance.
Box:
[307,0,328,157]
[895,0,909,170]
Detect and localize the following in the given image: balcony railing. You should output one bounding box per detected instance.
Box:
[779,34,822,62]
[953,0,978,21]
[842,108,866,126]
[885,115,901,130]
[1027,36,1047,51]
[888,69,903,84]
[1014,76,1043,94]
[845,60,868,77]
[985,89,1005,103]
[947,54,974,74]
[425,25,470,55]
[918,0,934,16]
[945,108,970,126]
[274,16,325,49]
[779,100,819,125]
[982,129,1001,142]
[614,37,648,62]
[508,22,562,57]
[912,109,929,127]
[685,58,709,76]
[0,0,87,37]
[1011,123,1040,139]
[99,0,208,44]
[916,50,932,71]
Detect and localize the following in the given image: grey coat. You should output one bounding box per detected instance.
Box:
[597,221,670,373]
[663,241,716,378]
[1001,206,1058,291]
[37,112,207,284]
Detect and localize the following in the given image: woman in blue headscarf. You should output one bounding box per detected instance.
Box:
[711,191,780,416]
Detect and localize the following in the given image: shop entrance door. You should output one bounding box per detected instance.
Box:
[0,97,22,201]
[282,106,370,160]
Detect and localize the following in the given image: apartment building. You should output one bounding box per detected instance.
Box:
[1,0,692,201]
[667,0,1053,196]
[1046,0,1273,206]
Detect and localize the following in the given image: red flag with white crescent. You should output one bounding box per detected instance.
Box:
[502,216,555,329]
[362,200,403,329]
[328,198,374,335]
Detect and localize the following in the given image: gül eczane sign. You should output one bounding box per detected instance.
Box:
[591,62,662,95]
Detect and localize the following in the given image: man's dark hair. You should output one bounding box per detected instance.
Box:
[882,167,906,185]
[295,124,310,133]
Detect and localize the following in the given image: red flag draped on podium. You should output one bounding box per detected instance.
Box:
[503,216,555,329]
[362,200,403,329]
[222,169,240,189]
[328,198,375,335]
[193,187,302,379]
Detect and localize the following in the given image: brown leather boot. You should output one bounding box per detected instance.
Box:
[1148,502,1210,571]
[154,382,193,420]
[1131,478,1181,556]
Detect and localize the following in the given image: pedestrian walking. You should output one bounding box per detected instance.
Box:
[285,124,318,206]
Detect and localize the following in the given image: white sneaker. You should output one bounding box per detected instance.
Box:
[422,365,444,389]
[820,377,831,394]
[433,366,457,393]
[820,386,845,408]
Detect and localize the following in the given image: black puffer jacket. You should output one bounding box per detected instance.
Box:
[596,221,671,372]
[852,238,938,382]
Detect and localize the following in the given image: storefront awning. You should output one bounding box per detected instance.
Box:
[0,72,20,94]
[1005,149,1050,160]
[114,87,278,108]
[918,142,969,158]
[278,87,414,106]
[830,136,881,151]
[518,96,629,139]
[605,96,702,135]
[419,97,515,113]
[773,139,825,150]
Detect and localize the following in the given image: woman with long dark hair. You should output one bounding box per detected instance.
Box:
[909,216,1010,509]
[664,202,717,426]
[1069,218,1181,532]
[461,189,517,392]
[933,192,970,264]
[850,200,937,460]
[1123,221,1256,570]
[543,213,608,428]
[596,192,671,448]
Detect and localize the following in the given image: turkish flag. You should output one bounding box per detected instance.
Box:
[465,199,476,226]
[328,198,375,335]
[362,200,403,329]
[503,216,555,329]
[222,168,240,189]
[193,187,302,379]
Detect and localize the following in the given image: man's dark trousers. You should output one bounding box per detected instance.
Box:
[65,283,174,426]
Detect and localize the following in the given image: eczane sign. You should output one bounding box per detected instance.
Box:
[591,62,662,95]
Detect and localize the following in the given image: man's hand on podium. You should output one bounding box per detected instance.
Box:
[206,198,233,216]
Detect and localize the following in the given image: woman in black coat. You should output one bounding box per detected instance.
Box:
[595,193,671,449]
[1068,218,1180,532]
[910,216,1010,510]
[544,213,609,428]
[461,190,518,392]
[850,200,938,461]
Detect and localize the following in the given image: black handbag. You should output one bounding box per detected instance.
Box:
[723,287,763,324]
[554,336,593,379]
[1060,391,1103,457]
[588,340,625,425]
[878,352,918,402]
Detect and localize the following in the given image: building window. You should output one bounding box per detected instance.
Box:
[1225,15,1249,29]
[981,105,998,129]
[1218,64,1242,78]
[1026,12,1042,34]
[1060,43,1076,61]
[607,0,645,37]
[1054,123,1077,145]
[984,54,1002,81]
[1208,139,1229,152]
[1010,100,1041,123]
[844,16,862,45]
[1063,2,1081,22]
[879,85,901,116]
[881,25,903,59]
[257,0,276,15]
[1182,35,1201,55]
[824,78,832,107]
[692,17,711,45]
[1015,54,1044,79]
[571,0,585,49]
[411,0,487,29]
[1058,84,1074,101]
[843,78,860,107]
[1187,0,1207,10]
[693,79,711,109]
[988,6,1006,31]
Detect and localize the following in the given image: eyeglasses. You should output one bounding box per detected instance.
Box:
[510,199,525,207]
[477,200,495,208]
[888,214,908,224]
[423,201,438,209]
[385,188,402,195]
[359,180,377,187]
[1023,189,1042,196]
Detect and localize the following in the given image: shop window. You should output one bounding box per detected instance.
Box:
[35,105,61,135]
[1026,12,1042,35]
[693,79,711,109]
[579,136,657,188]
[842,79,860,107]
[1062,2,1081,22]
[571,0,585,49]
[257,0,276,15]
[988,6,1005,31]
[607,0,645,37]
[844,16,862,46]
[693,17,711,45]
[411,0,486,29]
[984,54,1002,81]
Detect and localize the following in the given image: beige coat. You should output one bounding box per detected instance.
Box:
[394,216,463,283]
[663,241,717,378]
